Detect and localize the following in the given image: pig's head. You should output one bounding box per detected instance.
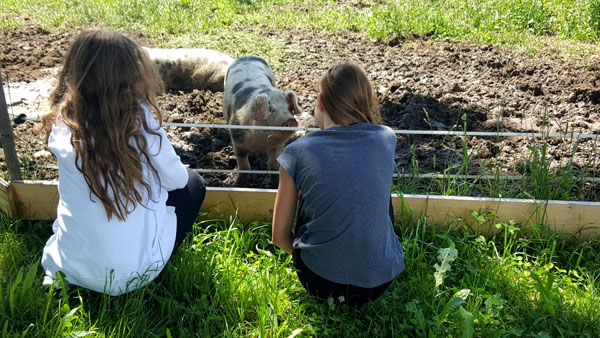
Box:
[245,89,301,128]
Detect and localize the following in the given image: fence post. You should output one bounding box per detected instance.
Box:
[0,74,23,181]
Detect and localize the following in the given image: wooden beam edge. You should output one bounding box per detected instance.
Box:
[0,178,10,216]
[4,182,600,241]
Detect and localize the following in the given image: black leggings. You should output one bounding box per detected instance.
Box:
[166,168,206,250]
[292,198,396,307]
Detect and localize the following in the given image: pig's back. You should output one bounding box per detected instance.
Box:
[225,56,275,89]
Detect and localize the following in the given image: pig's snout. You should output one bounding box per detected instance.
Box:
[283,118,298,127]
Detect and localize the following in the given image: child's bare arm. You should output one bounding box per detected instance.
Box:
[272,166,298,254]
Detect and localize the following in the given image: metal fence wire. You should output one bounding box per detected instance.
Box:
[159,122,600,183]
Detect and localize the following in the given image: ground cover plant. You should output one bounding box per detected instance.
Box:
[2,211,600,337]
[2,0,600,52]
[1,0,600,336]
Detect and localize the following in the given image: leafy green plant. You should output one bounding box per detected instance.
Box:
[434,245,458,287]
[0,213,599,336]
[530,266,562,318]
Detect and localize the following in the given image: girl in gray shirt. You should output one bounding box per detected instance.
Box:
[272,62,405,306]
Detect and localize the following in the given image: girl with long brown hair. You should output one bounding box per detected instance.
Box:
[41,28,206,295]
[272,62,405,306]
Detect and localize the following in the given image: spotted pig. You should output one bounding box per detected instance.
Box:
[223,56,301,186]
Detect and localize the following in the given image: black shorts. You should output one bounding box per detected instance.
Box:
[166,168,206,250]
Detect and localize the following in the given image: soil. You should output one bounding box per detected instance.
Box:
[1,26,599,197]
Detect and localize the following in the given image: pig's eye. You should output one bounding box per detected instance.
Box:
[268,102,273,111]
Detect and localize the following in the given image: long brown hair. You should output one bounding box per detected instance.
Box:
[41,28,164,221]
[318,62,380,126]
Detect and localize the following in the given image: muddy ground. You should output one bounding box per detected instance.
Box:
[1,26,599,196]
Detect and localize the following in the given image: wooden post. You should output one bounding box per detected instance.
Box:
[0,74,22,180]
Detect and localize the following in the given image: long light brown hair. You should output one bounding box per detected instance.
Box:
[41,28,164,221]
[318,62,380,126]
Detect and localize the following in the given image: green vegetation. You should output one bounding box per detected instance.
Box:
[2,1,600,336]
[367,0,600,50]
[2,0,599,52]
[394,136,600,202]
[1,211,600,337]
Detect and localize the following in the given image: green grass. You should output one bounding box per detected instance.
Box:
[2,0,599,53]
[1,209,600,337]
[2,2,599,336]
[392,115,600,201]
[159,30,291,68]
[393,139,600,201]
[367,0,600,51]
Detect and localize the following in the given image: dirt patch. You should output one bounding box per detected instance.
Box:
[2,25,599,197]
[0,26,73,82]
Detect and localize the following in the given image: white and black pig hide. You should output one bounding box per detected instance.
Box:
[223,56,301,186]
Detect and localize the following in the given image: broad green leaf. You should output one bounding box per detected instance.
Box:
[458,306,474,338]
[470,210,486,223]
[441,297,466,318]
[289,328,304,338]
[434,247,458,287]
[442,289,471,317]
[67,331,97,338]
[454,289,471,300]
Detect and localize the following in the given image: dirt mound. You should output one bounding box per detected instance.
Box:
[1,26,72,82]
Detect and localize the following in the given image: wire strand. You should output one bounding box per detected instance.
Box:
[163,122,600,139]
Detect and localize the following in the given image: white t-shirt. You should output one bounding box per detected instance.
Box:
[41,105,188,295]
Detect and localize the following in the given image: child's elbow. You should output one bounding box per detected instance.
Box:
[173,175,189,190]
[163,167,189,191]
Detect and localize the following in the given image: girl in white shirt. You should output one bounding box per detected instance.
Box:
[40,28,206,295]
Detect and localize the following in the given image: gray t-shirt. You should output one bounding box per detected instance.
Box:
[277,122,405,288]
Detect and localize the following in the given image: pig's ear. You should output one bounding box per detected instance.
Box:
[285,90,302,116]
[246,93,270,120]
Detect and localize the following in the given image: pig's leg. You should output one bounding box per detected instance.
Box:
[266,145,284,188]
[233,144,250,187]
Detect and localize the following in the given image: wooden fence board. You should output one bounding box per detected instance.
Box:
[0,196,10,212]
[394,194,600,240]
[11,180,59,220]
[202,187,277,223]
[0,178,15,217]
[0,179,9,205]
[3,182,600,241]
[0,178,8,195]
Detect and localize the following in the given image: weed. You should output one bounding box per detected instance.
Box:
[0,210,598,336]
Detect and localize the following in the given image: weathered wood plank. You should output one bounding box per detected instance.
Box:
[0,178,16,217]
[11,180,59,220]
[0,178,9,205]
[5,182,600,241]
[0,196,10,216]
[202,188,600,241]
[202,187,277,223]
[0,178,8,194]
[394,194,600,241]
